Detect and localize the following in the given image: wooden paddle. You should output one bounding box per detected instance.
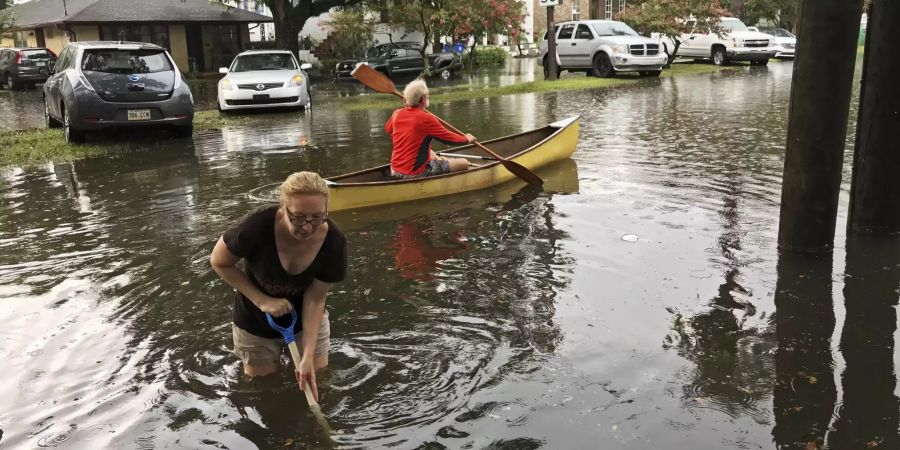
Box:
[351,64,544,186]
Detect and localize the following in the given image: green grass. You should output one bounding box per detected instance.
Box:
[338,62,740,110]
[0,128,107,167]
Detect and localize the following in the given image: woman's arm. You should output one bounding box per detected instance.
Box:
[296,278,331,401]
[210,237,292,316]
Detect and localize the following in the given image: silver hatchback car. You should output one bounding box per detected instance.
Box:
[43,41,194,144]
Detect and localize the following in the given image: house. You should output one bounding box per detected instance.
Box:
[533,0,629,38]
[0,0,272,72]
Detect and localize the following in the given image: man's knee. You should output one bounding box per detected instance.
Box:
[243,362,279,377]
[449,158,470,172]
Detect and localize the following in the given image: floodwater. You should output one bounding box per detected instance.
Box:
[2,58,899,449]
[0,60,540,130]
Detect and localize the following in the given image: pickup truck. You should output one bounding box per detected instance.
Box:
[654,17,775,66]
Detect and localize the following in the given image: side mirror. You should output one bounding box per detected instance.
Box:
[218,67,228,74]
[300,63,312,70]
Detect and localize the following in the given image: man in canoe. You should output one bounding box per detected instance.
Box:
[386,79,476,179]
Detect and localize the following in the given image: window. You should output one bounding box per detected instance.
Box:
[575,24,593,40]
[543,25,561,40]
[231,53,297,72]
[605,0,612,19]
[572,2,581,21]
[13,31,28,48]
[81,49,173,74]
[719,19,750,32]
[54,47,72,72]
[591,22,639,37]
[619,0,626,12]
[22,49,54,59]
[558,24,575,40]
[100,25,170,50]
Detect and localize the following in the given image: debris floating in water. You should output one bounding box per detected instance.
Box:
[621,234,639,242]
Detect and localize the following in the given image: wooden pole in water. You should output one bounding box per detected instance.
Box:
[847,1,900,235]
[777,0,865,252]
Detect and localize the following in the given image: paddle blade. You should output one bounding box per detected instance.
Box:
[500,159,544,186]
[352,63,402,97]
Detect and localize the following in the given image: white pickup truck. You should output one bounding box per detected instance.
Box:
[654,17,776,66]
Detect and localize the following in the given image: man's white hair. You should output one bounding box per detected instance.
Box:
[403,79,429,107]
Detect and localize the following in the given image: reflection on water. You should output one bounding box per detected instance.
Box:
[3,59,900,449]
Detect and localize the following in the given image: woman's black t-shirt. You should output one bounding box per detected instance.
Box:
[223,204,347,339]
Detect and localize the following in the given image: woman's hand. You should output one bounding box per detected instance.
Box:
[295,356,319,402]
[257,296,292,317]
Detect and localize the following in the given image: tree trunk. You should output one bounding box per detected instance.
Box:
[432,35,442,54]
[468,39,478,70]
[667,39,682,66]
[274,18,302,55]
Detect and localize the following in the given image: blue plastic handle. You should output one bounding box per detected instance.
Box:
[265,308,298,345]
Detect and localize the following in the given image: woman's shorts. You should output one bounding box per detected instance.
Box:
[391,159,451,179]
[232,310,330,367]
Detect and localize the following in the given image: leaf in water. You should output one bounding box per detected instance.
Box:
[808,376,817,384]
[284,438,294,447]
[805,442,818,450]
[867,438,881,448]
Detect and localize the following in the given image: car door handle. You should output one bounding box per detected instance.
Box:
[571,43,577,46]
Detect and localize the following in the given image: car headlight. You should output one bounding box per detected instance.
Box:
[612,44,630,54]
[733,38,744,47]
[220,79,234,91]
[288,74,304,87]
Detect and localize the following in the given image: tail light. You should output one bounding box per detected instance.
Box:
[15,51,22,63]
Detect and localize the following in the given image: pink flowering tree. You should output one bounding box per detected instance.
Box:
[437,0,525,68]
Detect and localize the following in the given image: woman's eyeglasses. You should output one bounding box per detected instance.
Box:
[286,209,328,227]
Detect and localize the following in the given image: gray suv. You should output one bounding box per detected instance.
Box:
[0,47,57,89]
[43,41,194,144]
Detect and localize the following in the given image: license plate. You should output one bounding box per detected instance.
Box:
[253,94,270,101]
[36,61,46,67]
[127,109,151,121]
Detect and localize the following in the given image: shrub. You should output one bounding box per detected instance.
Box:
[473,47,507,67]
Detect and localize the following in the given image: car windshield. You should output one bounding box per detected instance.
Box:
[232,54,296,72]
[770,28,795,38]
[720,19,750,32]
[22,49,53,59]
[366,46,389,58]
[590,22,639,37]
[81,49,172,74]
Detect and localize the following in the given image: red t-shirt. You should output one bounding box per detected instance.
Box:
[385,107,469,175]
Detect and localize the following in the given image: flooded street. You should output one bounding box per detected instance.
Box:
[2,59,898,449]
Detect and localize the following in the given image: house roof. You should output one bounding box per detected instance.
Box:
[8,0,273,28]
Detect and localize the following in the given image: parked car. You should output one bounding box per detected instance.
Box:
[217,50,313,111]
[43,41,194,144]
[655,17,775,66]
[753,27,796,58]
[539,20,668,78]
[335,42,463,80]
[0,47,57,89]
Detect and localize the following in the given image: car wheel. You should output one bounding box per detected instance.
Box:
[440,69,451,80]
[44,98,61,129]
[3,72,16,90]
[592,53,615,78]
[63,105,85,144]
[712,46,728,66]
[172,124,193,138]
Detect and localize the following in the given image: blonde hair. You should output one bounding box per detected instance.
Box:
[403,79,429,107]
[280,171,328,206]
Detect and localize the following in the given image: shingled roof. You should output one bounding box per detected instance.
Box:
[8,0,273,28]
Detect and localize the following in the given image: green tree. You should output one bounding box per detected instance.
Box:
[0,1,14,38]
[324,6,375,60]
[436,0,525,69]
[617,0,728,65]
[217,0,366,55]
[741,0,800,31]
[384,0,449,66]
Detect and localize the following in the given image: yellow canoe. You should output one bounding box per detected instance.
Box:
[326,116,580,211]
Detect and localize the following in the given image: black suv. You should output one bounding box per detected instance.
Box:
[335,42,464,80]
[0,47,57,89]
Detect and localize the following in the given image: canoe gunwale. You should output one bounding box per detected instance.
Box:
[326,115,581,187]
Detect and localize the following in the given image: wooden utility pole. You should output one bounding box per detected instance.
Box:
[540,0,559,81]
[847,0,900,235]
[777,0,865,252]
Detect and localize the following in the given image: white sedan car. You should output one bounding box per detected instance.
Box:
[751,27,796,58]
[217,50,312,111]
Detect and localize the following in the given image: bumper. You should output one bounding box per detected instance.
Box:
[69,89,194,130]
[773,46,795,58]
[218,86,309,110]
[14,71,50,82]
[611,53,668,72]
[726,48,776,61]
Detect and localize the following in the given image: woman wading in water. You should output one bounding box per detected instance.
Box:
[210,171,347,401]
